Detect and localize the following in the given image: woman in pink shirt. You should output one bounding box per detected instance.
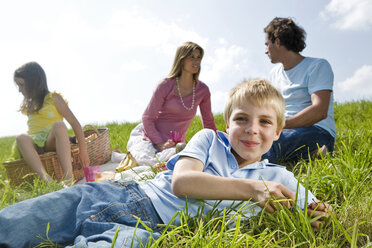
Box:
[127,41,217,167]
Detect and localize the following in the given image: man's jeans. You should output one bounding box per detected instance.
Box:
[262,125,335,163]
[0,180,163,248]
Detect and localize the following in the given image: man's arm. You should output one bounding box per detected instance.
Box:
[285,90,331,129]
[172,156,295,213]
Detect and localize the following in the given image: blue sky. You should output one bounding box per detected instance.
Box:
[1,0,371,137]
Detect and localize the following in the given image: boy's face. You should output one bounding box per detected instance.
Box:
[226,100,281,167]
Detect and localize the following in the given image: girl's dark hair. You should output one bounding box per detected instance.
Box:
[264,17,306,53]
[14,62,49,114]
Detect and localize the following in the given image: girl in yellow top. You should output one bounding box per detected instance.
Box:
[13,62,90,183]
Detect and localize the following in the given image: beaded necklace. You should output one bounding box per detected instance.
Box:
[176,77,195,111]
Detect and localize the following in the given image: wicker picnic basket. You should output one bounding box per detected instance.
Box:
[3,147,84,186]
[81,125,111,165]
[3,125,110,186]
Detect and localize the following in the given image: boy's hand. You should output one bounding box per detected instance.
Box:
[251,181,295,213]
[308,201,333,230]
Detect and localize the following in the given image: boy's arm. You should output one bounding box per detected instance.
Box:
[53,94,90,167]
[172,156,295,213]
[172,156,333,228]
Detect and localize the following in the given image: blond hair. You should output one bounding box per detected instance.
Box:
[168,41,204,81]
[224,78,285,131]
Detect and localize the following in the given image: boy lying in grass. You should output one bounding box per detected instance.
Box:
[0,79,332,248]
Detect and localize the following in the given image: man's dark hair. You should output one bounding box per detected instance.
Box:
[264,17,306,53]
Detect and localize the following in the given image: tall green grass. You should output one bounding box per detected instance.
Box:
[0,101,371,247]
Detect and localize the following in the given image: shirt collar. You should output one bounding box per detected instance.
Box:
[240,159,286,170]
[217,131,231,151]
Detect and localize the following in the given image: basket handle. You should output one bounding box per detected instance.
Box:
[83,124,99,135]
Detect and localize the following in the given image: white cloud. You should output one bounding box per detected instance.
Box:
[321,0,372,30]
[218,38,228,45]
[334,65,372,102]
[120,60,147,72]
[202,44,249,85]
[106,9,208,52]
[211,90,229,114]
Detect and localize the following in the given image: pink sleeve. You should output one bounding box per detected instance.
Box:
[199,86,217,131]
[142,80,170,144]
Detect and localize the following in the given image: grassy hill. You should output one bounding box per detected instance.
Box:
[0,101,371,247]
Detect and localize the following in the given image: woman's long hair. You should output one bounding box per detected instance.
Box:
[167,41,204,81]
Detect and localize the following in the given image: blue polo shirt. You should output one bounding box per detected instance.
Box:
[140,129,316,225]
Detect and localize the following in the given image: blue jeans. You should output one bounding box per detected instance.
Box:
[262,126,335,163]
[0,180,163,248]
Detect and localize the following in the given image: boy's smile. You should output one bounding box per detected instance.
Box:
[241,140,260,147]
[226,101,281,167]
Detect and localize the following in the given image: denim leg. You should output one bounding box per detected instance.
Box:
[71,222,161,248]
[0,184,92,248]
[0,180,163,248]
[262,126,335,163]
[71,180,163,247]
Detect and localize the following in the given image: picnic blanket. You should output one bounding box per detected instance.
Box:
[77,152,156,184]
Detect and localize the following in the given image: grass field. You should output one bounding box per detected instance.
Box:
[0,101,371,247]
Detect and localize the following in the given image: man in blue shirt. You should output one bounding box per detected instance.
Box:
[0,79,332,248]
[263,17,336,163]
